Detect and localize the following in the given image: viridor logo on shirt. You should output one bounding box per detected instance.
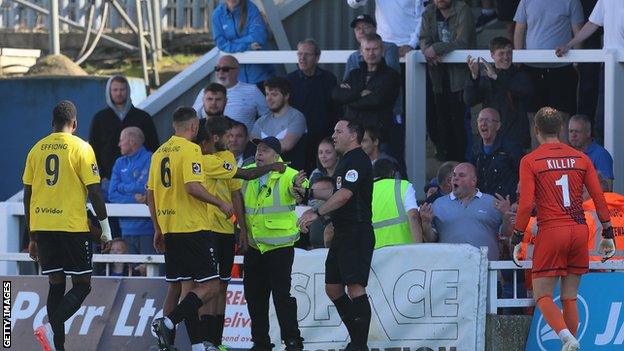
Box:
[34,207,63,214]
[537,295,589,351]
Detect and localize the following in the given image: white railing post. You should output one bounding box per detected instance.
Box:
[405,50,427,199]
[0,203,21,275]
[603,50,624,193]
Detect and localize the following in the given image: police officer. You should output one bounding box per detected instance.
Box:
[297,118,374,351]
[242,136,305,351]
[371,159,422,248]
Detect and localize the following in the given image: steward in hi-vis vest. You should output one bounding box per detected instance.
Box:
[371,159,423,249]
[241,136,305,351]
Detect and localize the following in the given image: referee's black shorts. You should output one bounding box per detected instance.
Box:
[164,231,218,283]
[36,231,93,276]
[208,231,236,282]
[325,223,375,287]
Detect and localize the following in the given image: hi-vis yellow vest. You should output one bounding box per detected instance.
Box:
[242,165,300,253]
[372,178,412,249]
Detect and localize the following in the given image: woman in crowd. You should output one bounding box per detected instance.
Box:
[212,0,275,84]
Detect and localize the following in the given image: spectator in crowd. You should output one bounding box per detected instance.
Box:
[287,39,338,172]
[89,75,159,188]
[514,0,584,121]
[228,120,256,168]
[344,14,405,167]
[494,0,521,41]
[372,159,423,248]
[193,55,269,133]
[251,77,307,170]
[194,83,227,120]
[344,14,400,78]
[108,127,155,255]
[556,0,624,143]
[464,36,532,149]
[347,0,425,57]
[425,161,458,204]
[568,114,614,190]
[309,137,340,186]
[107,239,131,277]
[333,33,400,153]
[211,0,274,84]
[419,162,511,260]
[424,178,439,200]
[475,0,498,32]
[471,108,523,202]
[583,174,624,261]
[419,0,476,162]
[360,126,399,169]
[305,176,335,249]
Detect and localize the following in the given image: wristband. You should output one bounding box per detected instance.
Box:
[510,230,524,246]
[603,226,614,239]
[99,218,112,242]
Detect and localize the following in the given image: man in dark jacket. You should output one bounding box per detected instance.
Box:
[332,33,400,146]
[89,76,159,185]
[464,36,532,149]
[471,108,523,202]
[419,0,476,162]
[287,38,338,172]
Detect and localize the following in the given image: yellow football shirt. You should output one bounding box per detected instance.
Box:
[22,132,100,232]
[147,135,209,234]
[204,151,240,234]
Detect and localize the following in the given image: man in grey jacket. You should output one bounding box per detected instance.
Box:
[419,0,475,162]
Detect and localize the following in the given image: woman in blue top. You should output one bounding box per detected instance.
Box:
[212,0,275,84]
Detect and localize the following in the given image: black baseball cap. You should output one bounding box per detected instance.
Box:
[253,136,281,154]
[350,14,376,28]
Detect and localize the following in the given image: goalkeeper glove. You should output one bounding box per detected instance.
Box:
[99,218,112,243]
[510,230,524,267]
[599,226,616,262]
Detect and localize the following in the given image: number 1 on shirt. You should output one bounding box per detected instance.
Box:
[555,174,570,207]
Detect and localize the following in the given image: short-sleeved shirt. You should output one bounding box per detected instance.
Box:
[330,147,373,228]
[514,0,584,67]
[147,135,209,234]
[583,141,614,180]
[23,132,100,232]
[251,106,307,141]
[432,191,502,260]
[203,150,241,234]
[588,0,624,49]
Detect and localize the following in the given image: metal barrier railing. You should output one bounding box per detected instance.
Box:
[486,260,624,314]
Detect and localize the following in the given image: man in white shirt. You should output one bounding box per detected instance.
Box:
[193,55,269,132]
[347,0,425,57]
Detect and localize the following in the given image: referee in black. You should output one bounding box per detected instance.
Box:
[297,118,374,351]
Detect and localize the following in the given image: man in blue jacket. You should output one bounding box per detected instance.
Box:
[108,126,154,254]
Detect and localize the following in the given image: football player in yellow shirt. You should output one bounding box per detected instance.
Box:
[23,101,112,351]
[148,107,234,351]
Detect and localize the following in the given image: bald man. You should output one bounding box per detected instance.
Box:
[472,107,523,202]
[108,126,155,254]
[419,162,512,260]
[193,55,269,132]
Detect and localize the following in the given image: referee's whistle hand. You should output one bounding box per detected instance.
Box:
[297,209,318,233]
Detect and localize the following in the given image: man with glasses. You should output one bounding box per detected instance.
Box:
[287,38,338,172]
[193,55,269,132]
[471,107,523,203]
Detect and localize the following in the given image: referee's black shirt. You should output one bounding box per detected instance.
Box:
[330,147,373,228]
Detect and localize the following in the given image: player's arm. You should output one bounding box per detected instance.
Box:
[146,189,161,234]
[23,185,32,237]
[584,161,616,260]
[87,183,112,244]
[234,162,288,180]
[185,181,233,217]
[231,189,249,252]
